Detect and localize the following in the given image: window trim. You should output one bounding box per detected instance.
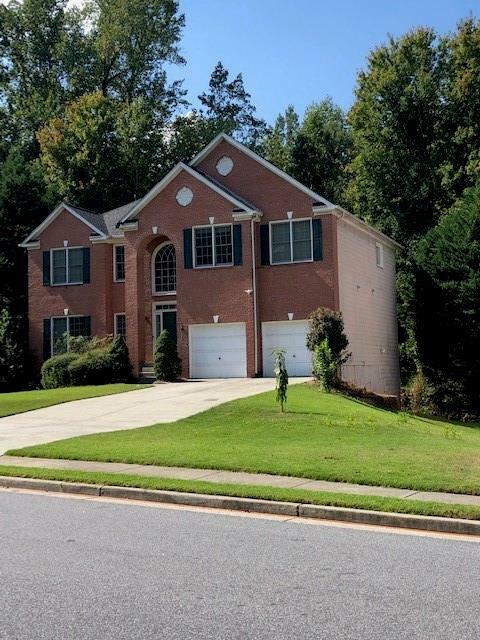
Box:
[151,241,177,295]
[113,244,126,283]
[114,312,126,337]
[50,246,85,286]
[192,223,234,269]
[269,218,314,265]
[375,242,384,269]
[49,315,88,357]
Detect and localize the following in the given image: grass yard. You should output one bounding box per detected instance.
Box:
[1,465,479,521]
[9,384,480,494]
[0,384,149,418]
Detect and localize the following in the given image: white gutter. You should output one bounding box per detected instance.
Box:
[250,217,259,375]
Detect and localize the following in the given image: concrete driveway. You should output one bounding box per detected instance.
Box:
[0,378,310,454]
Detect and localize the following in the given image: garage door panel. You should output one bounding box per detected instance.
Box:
[262,321,312,377]
[190,323,247,378]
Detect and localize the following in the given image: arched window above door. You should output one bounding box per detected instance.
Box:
[152,243,176,294]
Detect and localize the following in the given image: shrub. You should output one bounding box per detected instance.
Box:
[108,335,132,382]
[313,339,337,392]
[154,330,181,381]
[68,349,114,386]
[273,348,288,412]
[306,307,349,361]
[41,352,77,389]
[0,307,25,391]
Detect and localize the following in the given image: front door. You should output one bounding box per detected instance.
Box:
[154,303,177,347]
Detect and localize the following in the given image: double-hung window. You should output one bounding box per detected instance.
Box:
[50,316,91,356]
[375,242,384,268]
[52,247,84,285]
[270,219,313,264]
[193,224,233,268]
[114,313,126,337]
[114,245,126,281]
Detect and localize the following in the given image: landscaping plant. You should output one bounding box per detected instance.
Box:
[273,348,288,412]
[108,335,133,382]
[154,330,181,382]
[313,339,337,392]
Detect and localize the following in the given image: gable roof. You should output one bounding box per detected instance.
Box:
[190,133,336,209]
[20,202,108,247]
[119,162,260,224]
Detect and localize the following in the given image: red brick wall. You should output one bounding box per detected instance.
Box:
[27,208,113,367]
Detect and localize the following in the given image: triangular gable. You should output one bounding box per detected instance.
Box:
[190,133,336,209]
[119,162,259,224]
[20,202,107,247]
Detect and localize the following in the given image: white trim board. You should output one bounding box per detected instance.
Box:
[19,203,107,247]
[120,162,259,224]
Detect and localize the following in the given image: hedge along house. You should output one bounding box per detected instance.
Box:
[21,133,401,396]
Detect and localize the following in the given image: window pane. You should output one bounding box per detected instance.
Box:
[52,317,68,355]
[194,228,213,266]
[292,220,312,262]
[68,248,84,283]
[214,225,232,265]
[69,316,90,337]
[154,244,176,292]
[52,250,67,284]
[271,222,291,263]
[115,246,125,281]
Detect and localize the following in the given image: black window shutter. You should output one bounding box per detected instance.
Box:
[233,224,242,265]
[183,228,193,269]
[260,224,270,265]
[312,218,323,261]
[83,316,91,337]
[43,318,51,360]
[82,247,91,283]
[43,251,51,286]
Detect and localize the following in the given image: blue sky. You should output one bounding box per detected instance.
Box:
[172,0,478,123]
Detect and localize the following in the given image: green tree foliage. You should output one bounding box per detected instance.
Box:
[154,329,181,381]
[108,334,133,383]
[167,61,269,163]
[313,339,337,392]
[0,306,26,391]
[414,180,480,418]
[264,99,351,204]
[306,307,349,363]
[273,348,288,413]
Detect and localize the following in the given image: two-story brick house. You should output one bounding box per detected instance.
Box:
[21,133,401,396]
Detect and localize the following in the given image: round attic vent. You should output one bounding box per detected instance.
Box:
[176,186,193,207]
[216,155,234,176]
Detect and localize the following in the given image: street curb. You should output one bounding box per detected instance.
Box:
[1,475,479,536]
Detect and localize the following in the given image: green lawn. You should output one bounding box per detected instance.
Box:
[9,384,480,494]
[0,384,149,417]
[1,465,479,521]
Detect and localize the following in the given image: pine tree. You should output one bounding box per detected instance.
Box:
[154,330,181,382]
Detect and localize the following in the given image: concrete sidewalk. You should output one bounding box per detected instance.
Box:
[1,455,479,507]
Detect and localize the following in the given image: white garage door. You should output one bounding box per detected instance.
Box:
[262,321,312,377]
[189,323,247,378]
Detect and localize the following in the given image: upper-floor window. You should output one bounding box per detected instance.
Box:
[153,243,176,293]
[114,245,125,281]
[270,219,312,264]
[375,242,384,268]
[193,224,233,268]
[52,247,84,285]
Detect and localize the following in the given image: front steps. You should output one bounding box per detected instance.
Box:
[139,363,156,383]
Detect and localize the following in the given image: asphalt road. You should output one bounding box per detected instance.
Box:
[1,491,479,640]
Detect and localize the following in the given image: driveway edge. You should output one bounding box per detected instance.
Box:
[1,475,479,536]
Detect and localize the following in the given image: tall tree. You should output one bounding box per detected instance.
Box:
[414,180,480,417]
[264,99,351,205]
[347,28,445,244]
[263,105,299,172]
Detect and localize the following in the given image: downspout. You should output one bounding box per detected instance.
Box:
[250,217,259,376]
